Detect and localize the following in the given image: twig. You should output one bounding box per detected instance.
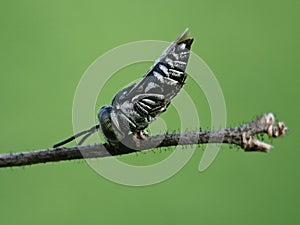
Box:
[0,113,287,168]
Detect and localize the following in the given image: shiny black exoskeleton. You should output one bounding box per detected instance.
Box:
[53,29,194,148]
[98,29,194,147]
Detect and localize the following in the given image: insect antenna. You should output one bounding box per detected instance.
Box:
[78,129,97,145]
[53,124,100,148]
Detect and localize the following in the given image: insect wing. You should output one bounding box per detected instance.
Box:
[111,28,194,131]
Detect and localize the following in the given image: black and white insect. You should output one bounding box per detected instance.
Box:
[53,29,194,148]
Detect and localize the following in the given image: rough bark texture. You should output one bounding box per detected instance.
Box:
[0,113,287,168]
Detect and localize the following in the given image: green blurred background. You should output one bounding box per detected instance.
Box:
[0,0,299,224]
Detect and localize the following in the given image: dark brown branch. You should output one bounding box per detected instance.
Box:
[0,113,287,168]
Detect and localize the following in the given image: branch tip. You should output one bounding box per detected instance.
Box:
[241,113,287,152]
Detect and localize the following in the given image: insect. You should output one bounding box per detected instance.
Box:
[53,29,194,148]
